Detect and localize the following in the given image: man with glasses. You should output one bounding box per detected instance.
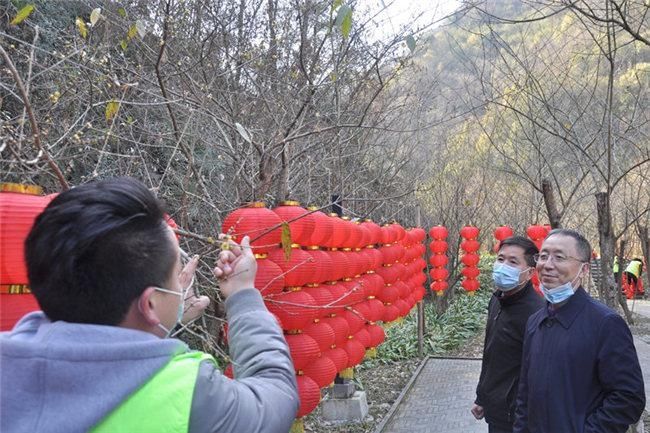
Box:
[513,229,644,433]
[472,236,544,433]
[0,177,298,433]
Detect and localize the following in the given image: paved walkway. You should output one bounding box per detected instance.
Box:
[375,302,650,433]
[375,358,487,433]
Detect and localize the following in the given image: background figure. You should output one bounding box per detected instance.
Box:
[0,177,298,433]
[513,229,644,433]
[472,236,544,433]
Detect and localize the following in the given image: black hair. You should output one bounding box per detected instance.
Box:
[499,236,539,267]
[25,177,177,325]
[547,228,592,263]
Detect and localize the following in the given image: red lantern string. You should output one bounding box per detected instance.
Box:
[302,355,337,389]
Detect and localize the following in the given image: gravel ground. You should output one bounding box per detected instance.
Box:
[304,325,486,433]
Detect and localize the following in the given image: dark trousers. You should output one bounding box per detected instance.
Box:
[488,425,512,433]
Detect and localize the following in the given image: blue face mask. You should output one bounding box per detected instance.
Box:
[493,262,530,292]
[153,286,185,338]
[540,270,583,304]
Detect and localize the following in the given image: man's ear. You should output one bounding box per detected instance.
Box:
[138,286,162,326]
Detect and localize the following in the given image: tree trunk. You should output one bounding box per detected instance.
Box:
[596,192,617,308]
[541,178,562,228]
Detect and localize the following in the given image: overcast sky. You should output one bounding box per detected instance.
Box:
[364,0,461,40]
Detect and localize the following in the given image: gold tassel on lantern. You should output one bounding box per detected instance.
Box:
[290,419,304,433]
[339,367,354,379]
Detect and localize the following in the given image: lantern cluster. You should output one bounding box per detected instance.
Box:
[460,226,481,294]
[493,226,513,252]
[0,184,57,331]
[428,226,449,296]
[221,202,428,423]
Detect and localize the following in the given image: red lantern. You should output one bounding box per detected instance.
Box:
[328,214,350,248]
[303,286,335,319]
[429,226,448,240]
[375,265,400,285]
[393,280,411,300]
[391,223,407,242]
[322,316,350,346]
[526,225,547,241]
[429,255,448,267]
[429,240,448,254]
[430,268,449,281]
[366,298,386,323]
[328,250,352,281]
[394,299,410,317]
[1,295,40,331]
[222,203,283,254]
[380,225,396,245]
[460,239,480,253]
[460,225,480,240]
[324,347,349,372]
[494,226,513,241]
[354,328,372,348]
[268,247,316,287]
[343,338,366,367]
[342,217,361,249]
[366,247,383,269]
[273,201,315,246]
[326,282,351,313]
[341,278,367,305]
[306,207,334,247]
[462,279,480,292]
[303,355,337,388]
[306,248,333,284]
[461,253,480,267]
[296,375,321,418]
[430,281,448,295]
[361,220,382,245]
[366,324,386,348]
[254,258,285,296]
[341,309,366,334]
[382,304,400,322]
[461,266,481,279]
[265,290,318,331]
[363,273,384,298]
[357,223,371,249]
[286,333,320,371]
[375,284,399,304]
[351,300,371,322]
[303,320,336,352]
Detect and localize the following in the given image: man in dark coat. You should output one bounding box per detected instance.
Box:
[513,229,645,433]
[473,236,544,433]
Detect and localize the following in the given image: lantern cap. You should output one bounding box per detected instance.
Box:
[290,243,301,249]
[0,183,43,195]
[254,253,268,259]
[306,245,320,250]
[244,201,267,208]
[279,200,301,206]
[328,213,340,218]
[306,205,318,211]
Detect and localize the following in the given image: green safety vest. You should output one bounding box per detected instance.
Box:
[92,351,214,433]
[613,257,619,273]
[625,260,642,278]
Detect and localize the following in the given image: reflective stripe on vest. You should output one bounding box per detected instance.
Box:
[92,351,215,433]
[625,261,642,278]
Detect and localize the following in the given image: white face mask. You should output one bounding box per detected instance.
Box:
[540,267,584,304]
[152,286,185,338]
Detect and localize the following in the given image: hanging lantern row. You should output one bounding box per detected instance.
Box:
[493,225,513,252]
[221,204,428,424]
[0,185,58,331]
[428,225,449,297]
[460,225,481,295]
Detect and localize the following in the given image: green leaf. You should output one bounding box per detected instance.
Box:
[90,8,101,27]
[335,4,351,27]
[10,4,35,25]
[331,0,343,13]
[406,35,416,53]
[235,122,252,143]
[117,7,127,18]
[341,9,352,38]
[127,24,137,40]
[281,222,292,261]
[76,17,88,39]
[119,39,128,51]
[105,100,120,122]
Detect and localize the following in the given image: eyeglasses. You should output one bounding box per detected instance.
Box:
[533,253,584,264]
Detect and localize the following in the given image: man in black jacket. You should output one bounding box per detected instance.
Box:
[471,236,544,433]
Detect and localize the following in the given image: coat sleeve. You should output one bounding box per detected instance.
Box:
[188,288,299,433]
[512,320,532,433]
[584,314,645,433]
